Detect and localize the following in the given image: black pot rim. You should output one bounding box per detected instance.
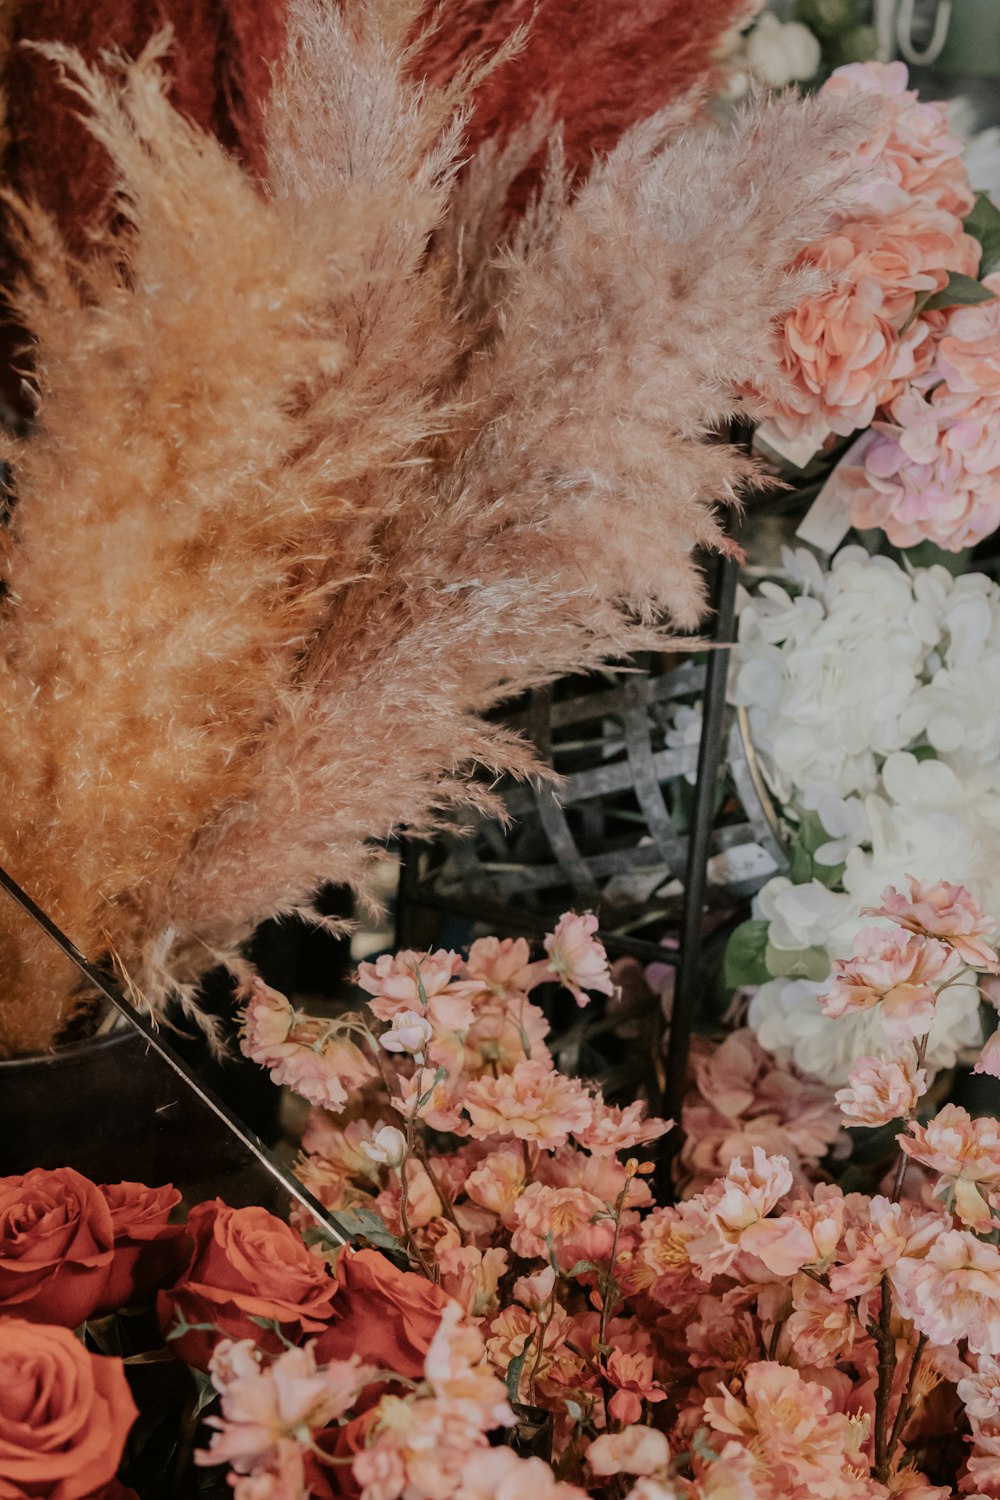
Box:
[0,1023,136,1072]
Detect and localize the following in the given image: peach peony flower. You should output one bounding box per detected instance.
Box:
[899,1104,1000,1229]
[892,1229,1000,1354]
[704,1360,870,1496]
[835,1052,928,1127]
[464,1146,527,1225]
[450,936,544,1005]
[864,876,1000,972]
[463,1059,594,1149]
[543,912,615,1008]
[819,926,960,1039]
[588,1425,670,1477]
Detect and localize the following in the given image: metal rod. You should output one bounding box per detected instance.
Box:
[657,553,740,1178]
[0,863,353,1246]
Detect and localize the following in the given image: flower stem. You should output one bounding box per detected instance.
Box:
[873,1274,897,1484]
[887,1332,928,1468]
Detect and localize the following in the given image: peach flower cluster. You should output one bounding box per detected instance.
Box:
[766,61,979,445]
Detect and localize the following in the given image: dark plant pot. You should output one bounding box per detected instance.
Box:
[0,1027,175,1179]
[0,1025,285,1204]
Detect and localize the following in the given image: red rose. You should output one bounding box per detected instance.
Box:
[97,1182,187,1313]
[313,1248,450,1379]
[157,1199,337,1370]
[0,1317,138,1499]
[0,1168,114,1328]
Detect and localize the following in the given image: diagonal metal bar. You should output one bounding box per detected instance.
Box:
[0,863,354,1246]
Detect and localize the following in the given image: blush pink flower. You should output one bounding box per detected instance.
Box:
[451,936,544,1004]
[436,1246,508,1320]
[197,1339,371,1476]
[892,1229,1000,1354]
[463,1059,594,1149]
[588,1425,670,1478]
[957,1353,1000,1426]
[899,1104,1000,1229]
[739,1186,845,1280]
[830,1194,945,1305]
[703,1361,869,1496]
[819,926,960,1040]
[603,1349,666,1425]
[357,949,470,1030]
[543,912,614,1008]
[864,876,1000,972]
[380,1009,433,1056]
[835,1052,928,1127]
[464,1146,527,1225]
[785,1275,859,1365]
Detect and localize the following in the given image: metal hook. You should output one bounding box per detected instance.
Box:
[896,0,953,66]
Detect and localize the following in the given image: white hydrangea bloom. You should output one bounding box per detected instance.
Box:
[733,550,1000,1084]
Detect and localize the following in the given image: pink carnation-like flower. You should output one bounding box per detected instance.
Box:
[437,1246,508,1320]
[703,1361,869,1496]
[819,926,960,1039]
[829,1194,945,1306]
[835,1052,928,1127]
[957,1353,1000,1426]
[463,1059,594,1149]
[899,1103,1000,1229]
[450,936,544,1004]
[864,876,1000,972]
[543,912,615,1008]
[358,949,470,1031]
[892,1229,1000,1354]
[510,1182,614,1265]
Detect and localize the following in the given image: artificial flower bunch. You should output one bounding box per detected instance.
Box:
[758,58,1000,552]
[728,544,1000,1083]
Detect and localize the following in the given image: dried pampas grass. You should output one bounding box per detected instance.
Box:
[0,0,872,1054]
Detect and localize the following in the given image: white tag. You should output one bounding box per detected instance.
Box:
[795,430,878,555]
[754,418,831,470]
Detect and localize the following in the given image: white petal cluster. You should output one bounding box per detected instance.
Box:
[732,547,1000,1083]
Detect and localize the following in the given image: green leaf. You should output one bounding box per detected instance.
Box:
[723,919,771,989]
[764,943,831,983]
[563,1259,599,1279]
[505,1331,535,1404]
[328,1206,405,1253]
[965,192,1000,277]
[922,271,996,312]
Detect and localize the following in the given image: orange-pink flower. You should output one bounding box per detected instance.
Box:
[899,1103,1000,1229]
[819,926,960,1039]
[703,1361,870,1497]
[543,912,615,1008]
[588,1425,670,1477]
[576,1099,672,1156]
[510,1182,614,1265]
[357,949,469,1028]
[938,274,1000,394]
[463,1060,594,1149]
[239,977,376,1111]
[835,1052,928,1127]
[864,876,1000,972]
[603,1348,666,1425]
[683,1150,794,1279]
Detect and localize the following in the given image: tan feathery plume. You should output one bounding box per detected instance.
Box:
[0,1,875,1054]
